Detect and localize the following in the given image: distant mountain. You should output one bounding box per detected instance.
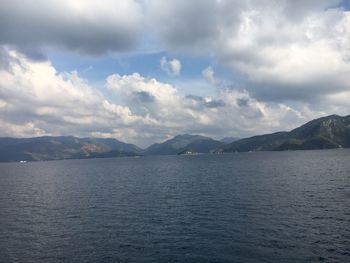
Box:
[3,115,348,162]
[144,134,225,155]
[220,136,240,143]
[216,114,350,153]
[0,136,141,162]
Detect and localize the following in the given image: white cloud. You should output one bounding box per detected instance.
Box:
[0,48,149,143]
[160,56,182,76]
[1,1,350,146]
[0,48,322,147]
[147,1,350,103]
[1,0,350,104]
[106,70,323,144]
[216,6,350,102]
[202,66,220,85]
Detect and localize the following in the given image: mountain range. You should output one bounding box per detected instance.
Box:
[0,114,349,162]
[0,136,142,162]
[0,134,224,162]
[217,114,350,153]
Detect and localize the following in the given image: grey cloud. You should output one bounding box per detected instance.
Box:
[132,91,155,103]
[237,98,248,107]
[205,100,226,108]
[16,46,47,61]
[0,0,143,56]
[147,0,219,52]
[245,75,350,103]
[185,94,204,102]
[0,47,14,70]
[282,0,342,20]
[147,0,350,106]
[185,95,225,109]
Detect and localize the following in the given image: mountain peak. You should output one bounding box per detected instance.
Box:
[173,134,207,140]
[144,134,224,155]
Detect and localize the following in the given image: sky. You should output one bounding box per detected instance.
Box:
[0,0,350,147]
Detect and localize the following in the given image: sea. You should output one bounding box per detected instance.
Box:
[0,150,349,262]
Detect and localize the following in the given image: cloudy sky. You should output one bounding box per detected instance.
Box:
[0,0,350,147]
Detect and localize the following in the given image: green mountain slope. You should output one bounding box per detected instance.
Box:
[217,115,350,152]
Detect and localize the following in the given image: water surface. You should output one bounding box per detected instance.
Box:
[0,150,350,262]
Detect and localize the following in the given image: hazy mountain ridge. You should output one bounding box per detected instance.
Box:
[220,137,240,143]
[217,114,350,152]
[143,134,225,155]
[0,136,142,162]
[0,134,225,162]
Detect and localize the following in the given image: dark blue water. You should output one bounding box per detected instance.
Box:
[0,150,350,262]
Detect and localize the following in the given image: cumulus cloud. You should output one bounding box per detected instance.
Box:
[101,65,327,144]
[1,1,350,146]
[217,4,350,102]
[0,48,150,144]
[0,48,322,147]
[1,0,349,104]
[160,56,182,76]
[147,0,350,104]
